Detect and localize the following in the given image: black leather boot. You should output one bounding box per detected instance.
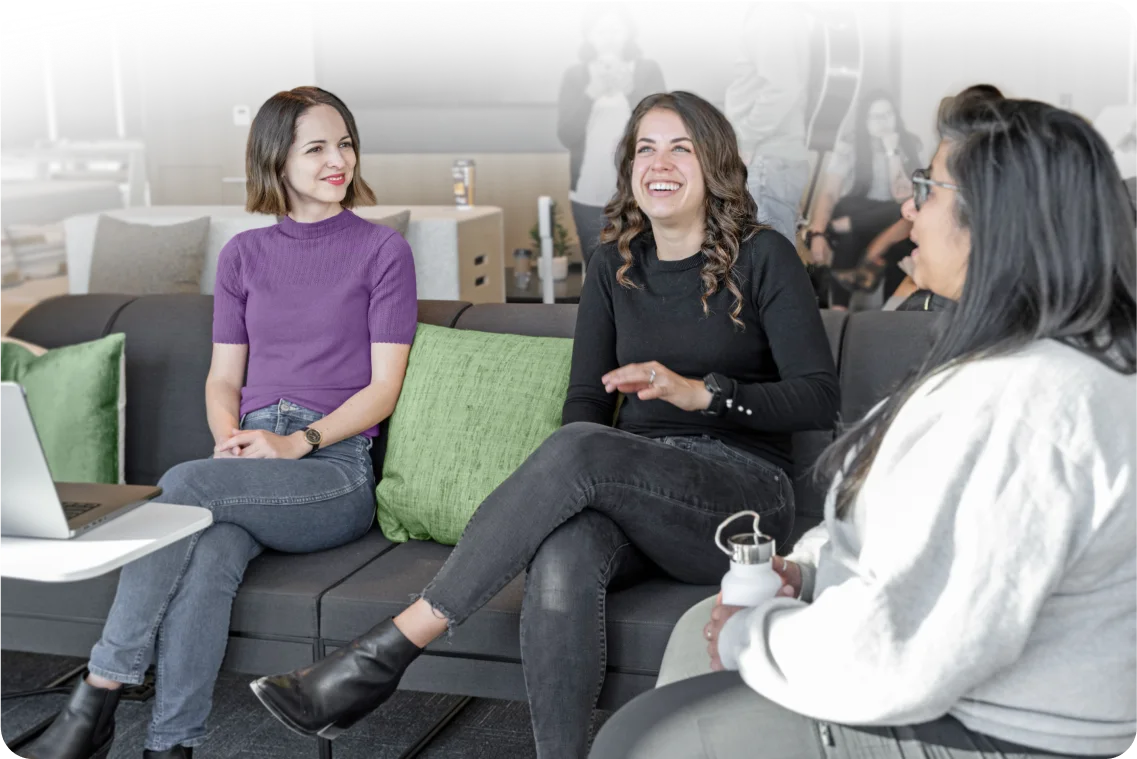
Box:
[250,618,422,739]
[22,678,122,759]
[142,746,192,758]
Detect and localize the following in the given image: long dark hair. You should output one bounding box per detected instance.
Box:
[849,89,922,199]
[601,91,765,327]
[818,97,1137,517]
[577,0,641,63]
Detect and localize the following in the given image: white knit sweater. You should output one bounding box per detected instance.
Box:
[718,339,1136,756]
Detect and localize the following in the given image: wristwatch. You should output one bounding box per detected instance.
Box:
[302,426,322,455]
[700,373,728,417]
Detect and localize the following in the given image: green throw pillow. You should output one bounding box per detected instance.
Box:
[376,323,573,544]
[1,333,125,484]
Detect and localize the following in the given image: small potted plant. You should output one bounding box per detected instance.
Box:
[529,201,573,281]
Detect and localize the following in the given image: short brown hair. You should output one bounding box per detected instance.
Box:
[245,86,376,215]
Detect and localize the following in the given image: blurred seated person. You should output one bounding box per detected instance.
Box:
[804,90,923,309]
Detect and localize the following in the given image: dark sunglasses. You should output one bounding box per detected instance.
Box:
[911,167,960,210]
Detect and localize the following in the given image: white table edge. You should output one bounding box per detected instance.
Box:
[1,502,213,583]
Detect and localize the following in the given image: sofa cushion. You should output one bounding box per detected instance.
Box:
[7,294,137,349]
[1,333,125,483]
[106,295,215,485]
[319,541,717,672]
[787,310,847,537]
[231,529,396,639]
[375,323,573,544]
[455,303,578,338]
[365,209,411,239]
[840,310,939,425]
[89,215,209,295]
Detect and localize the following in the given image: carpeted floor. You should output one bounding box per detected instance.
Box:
[1,651,611,758]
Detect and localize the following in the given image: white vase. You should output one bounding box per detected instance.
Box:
[538,256,569,281]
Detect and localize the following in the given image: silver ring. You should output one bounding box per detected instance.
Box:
[705,628,713,640]
[649,369,657,386]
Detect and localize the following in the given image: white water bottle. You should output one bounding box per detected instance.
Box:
[715,511,782,606]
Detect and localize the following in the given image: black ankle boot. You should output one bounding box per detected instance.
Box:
[250,618,422,739]
[142,746,192,758]
[23,678,122,759]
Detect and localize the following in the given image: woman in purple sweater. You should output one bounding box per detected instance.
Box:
[25,87,417,759]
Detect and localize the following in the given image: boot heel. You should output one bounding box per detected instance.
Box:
[250,618,422,740]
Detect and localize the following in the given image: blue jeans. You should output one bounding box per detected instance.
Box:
[747,154,810,245]
[422,423,794,759]
[87,400,377,751]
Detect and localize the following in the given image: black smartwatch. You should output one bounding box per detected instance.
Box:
[700,373,728,417]
[302,426,322,455]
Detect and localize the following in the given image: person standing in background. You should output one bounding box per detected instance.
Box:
[558,5,665,267]
[725,3,813,244]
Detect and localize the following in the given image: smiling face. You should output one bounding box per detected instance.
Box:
[588,10,629,60]
[281,104,356,214]
[631,107,706,230]
[903,141,971,299]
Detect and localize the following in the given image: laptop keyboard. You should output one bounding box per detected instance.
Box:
[61,501,101,520]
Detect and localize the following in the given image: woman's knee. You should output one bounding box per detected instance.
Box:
[156,460,214,506]
[533,423,615,475]
[182,524,260,593]
[527,513,625,602]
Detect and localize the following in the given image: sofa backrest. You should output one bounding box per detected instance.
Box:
[9,297,937,540]
[9,295,472,485]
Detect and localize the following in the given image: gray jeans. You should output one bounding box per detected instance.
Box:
[590,671,1110,759]
[747,154,810,245]
[87,399,377,751]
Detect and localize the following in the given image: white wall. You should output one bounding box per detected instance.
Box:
[125,2,317,204]
[898,1,1135,153]
[320,1,901,152]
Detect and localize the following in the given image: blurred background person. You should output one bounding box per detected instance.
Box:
[558,5,664,268]
[724,3,813,243]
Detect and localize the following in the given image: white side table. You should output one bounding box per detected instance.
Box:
[1,502,213,583]
[1,501,212,753]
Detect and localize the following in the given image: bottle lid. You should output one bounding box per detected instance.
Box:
[727,532,775,564]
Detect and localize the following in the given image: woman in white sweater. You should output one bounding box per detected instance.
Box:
[590,97,1136,758]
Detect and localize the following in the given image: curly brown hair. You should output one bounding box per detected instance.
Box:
[600,91,766,327]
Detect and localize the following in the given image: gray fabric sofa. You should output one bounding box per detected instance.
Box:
[1,295,936,714]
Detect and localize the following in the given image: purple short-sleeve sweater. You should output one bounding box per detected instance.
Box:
[212,209,417,437]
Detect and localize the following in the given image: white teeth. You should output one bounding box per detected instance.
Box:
[648,182,680,191]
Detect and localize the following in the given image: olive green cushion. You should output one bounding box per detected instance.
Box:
[0,334,125,483]
[376,323,573,544]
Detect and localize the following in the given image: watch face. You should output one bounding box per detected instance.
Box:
[304,428,322,445]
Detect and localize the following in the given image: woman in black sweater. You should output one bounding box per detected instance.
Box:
[251,91,839,759]
[558,6,664,266]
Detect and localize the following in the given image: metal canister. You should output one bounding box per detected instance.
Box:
[452,159,475,208]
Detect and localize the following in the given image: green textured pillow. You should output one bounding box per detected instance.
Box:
[377,323,573,544]
[0,334,125,483]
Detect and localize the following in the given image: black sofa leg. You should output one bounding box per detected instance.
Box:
[397,695,474,759]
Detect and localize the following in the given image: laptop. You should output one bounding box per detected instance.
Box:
[1,381,161,539]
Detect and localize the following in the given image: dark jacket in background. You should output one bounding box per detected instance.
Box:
[557,59,665,192]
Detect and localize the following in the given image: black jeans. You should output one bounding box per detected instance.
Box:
[422,423,794,759]
[590,672,1115,759]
